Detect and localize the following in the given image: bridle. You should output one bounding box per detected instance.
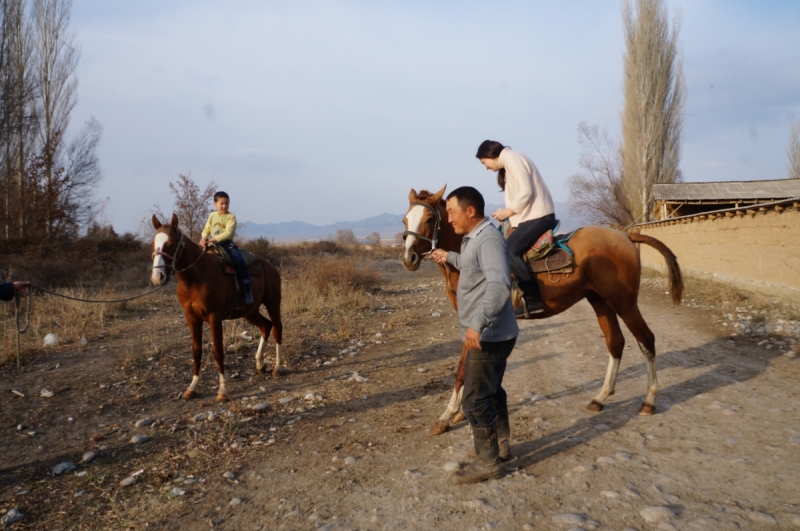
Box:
[403,201,442,254]
[152,231,206,277]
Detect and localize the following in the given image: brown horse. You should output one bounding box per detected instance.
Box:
[150,214,283,402]
[401,187,683,435]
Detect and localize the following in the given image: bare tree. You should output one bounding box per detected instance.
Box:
[567,122,633,227]
[788,120,800,180]
[621,0,685,223]
[32,0,78,237]
[154,173,216,241]
[334,228,358,245]
[364,231,381,246]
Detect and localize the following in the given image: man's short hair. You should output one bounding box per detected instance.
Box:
[214,191,229,201]
[446,186,485,217]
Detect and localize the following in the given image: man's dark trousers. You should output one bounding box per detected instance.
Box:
[461,337,517,428]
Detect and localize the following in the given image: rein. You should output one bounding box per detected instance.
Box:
[152,232,207,275]
[403,201,442,252]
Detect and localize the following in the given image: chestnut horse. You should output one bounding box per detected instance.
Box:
[401,187,683,435]
[150,214,283,402]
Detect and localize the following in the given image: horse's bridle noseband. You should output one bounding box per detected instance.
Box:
[403,201,442,253]
[152,231,206,276]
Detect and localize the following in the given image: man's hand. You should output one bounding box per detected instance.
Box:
[13,281,29,296]
[464,327,481,351]
[429,249,448,265]
[491,208,514,222]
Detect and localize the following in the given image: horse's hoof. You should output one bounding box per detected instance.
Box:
[638,403,656,415]
[256,366,266,375]
[181,390,197,400]
[429,421,449,436]
[271,370,281,379]
[587,400,604,412]
[451,411,465,424]
[214,394,229,403]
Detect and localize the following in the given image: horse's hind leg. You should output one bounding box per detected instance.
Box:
[244,312,273,376]
[586,293,625,412]
[262,286,283,379]
[182,316,204,399]
[209,315,230,402]
[619,304,658,415]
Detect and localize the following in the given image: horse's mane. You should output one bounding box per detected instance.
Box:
[415,190,445,205]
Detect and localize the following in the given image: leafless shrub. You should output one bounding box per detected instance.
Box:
[334,228,358,245]
[567,122,633,227]
[364,231,381,245]
[153,173,216,241]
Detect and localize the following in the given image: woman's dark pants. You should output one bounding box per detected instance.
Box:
[461,338,517,428]
[506,214,556,299]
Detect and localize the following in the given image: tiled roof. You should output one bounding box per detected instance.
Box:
[653,179,800,201]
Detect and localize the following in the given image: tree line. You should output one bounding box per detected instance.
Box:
[0,0,100,245]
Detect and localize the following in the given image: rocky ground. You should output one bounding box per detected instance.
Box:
[2,258,800,530]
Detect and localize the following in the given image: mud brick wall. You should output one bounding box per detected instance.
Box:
[637,207,800,302]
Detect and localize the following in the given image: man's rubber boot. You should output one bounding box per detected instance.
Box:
[243,280,254,305]
[451,425,503,485]
[496,409,513,462]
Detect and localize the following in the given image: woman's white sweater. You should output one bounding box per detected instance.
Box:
[498,147,555,227]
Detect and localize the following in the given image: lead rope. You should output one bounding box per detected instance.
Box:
[14,291,30,368]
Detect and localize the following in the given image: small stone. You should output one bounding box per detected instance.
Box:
[53,462,77,475]
[624,488,641,499]
[596,456,616,465]
[463,499,496,512]
[1,508,24,525]
[251,403,268,411]
[304,392,316,401]
[308,513,322,521]
[594,423,610,431]
[223,471,235,479]
[229,497,243,506]
[192,413,207,422]
[552,513,585,526]
[601,490,620,498]
[207,412,217,422]
[375,332,383,338]
[135,417,154,427]
[432,312,442,317]
[572,464,596,474]
[615,452,632,461]
[82,451,96,463]
[746,510,777,524]
[130,434,149,444]
[344,456,358,465]
[40,388,54,398]
[417,367,428,373]
[120,476,136,487]
[170,487,185,497]
[657,524,677,531]
[640,506,676,523]
[443,462,461,472]
[523,525,534,531]
[80,337,88,346]
[318,525,333,531]
[279,396,294,404]
[43,333,59,347]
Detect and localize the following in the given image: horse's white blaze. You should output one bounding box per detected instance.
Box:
[151,233,169,284]
[187,374,200,392]
[254,336,266,371]
[403,205,425,262]
[218,373,228,397]
[592,356,621,405]
[639,341,658,406]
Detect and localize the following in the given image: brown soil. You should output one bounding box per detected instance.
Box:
[2,259,800,530]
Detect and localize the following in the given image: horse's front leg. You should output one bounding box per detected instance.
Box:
[182,315,203,399]
[209,315,230,402]
[430,342,468,435]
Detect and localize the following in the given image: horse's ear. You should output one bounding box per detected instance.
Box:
[408,188,418,203]
[431,185,447,203]
[170,213,179,228]
[152,214,162,230]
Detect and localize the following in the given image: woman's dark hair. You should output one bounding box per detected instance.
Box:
[476,140,508,191]
[214,191,229,201]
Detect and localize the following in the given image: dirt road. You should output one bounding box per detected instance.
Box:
[2,259,800,530]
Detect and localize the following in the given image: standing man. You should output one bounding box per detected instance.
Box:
[430,186,518,485]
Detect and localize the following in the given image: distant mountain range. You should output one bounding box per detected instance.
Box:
[241,202,588,242]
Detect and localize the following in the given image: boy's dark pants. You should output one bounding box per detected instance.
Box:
[461,337,517,428]
[218,241,250,288]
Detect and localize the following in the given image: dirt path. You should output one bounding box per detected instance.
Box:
[2,259,800,530]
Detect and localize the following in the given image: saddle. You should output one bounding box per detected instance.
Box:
[206,243,261,275]
[503,220,578,275]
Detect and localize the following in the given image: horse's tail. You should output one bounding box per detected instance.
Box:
[628,232,684,306]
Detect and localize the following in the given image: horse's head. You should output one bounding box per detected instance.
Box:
[150,213,183,285]
[401,185,446,271]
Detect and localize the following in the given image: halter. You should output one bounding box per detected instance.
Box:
[403,201,442,252]
[152,231,207,276]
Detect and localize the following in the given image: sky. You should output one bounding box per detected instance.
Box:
[68,0,800,234]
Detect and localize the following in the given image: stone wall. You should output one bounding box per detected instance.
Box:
[636,203,800,302]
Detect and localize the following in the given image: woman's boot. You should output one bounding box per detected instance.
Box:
[515,279,544,318]
[451,425,503,485]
